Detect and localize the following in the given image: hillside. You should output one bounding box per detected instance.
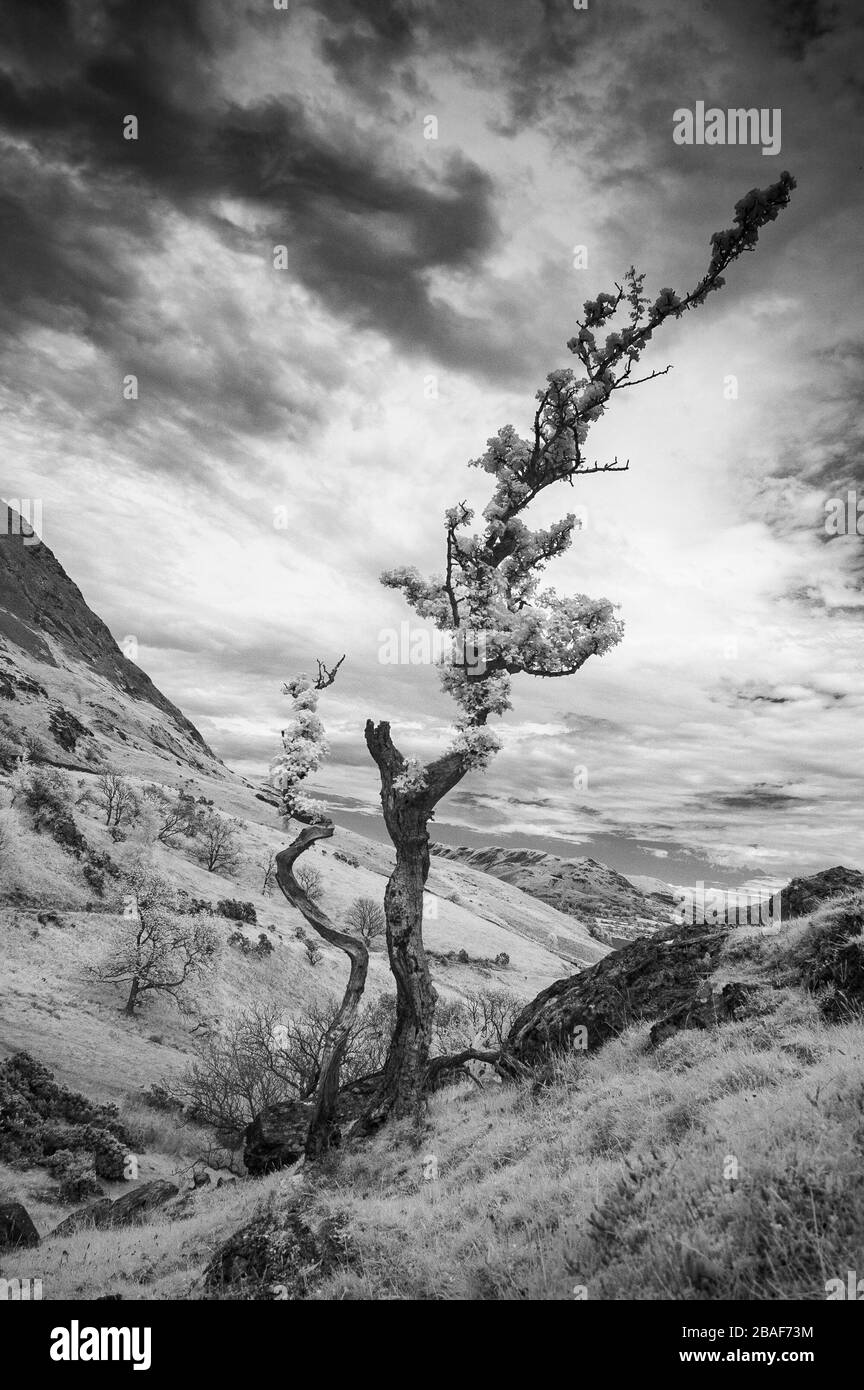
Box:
[431,843,675,943]
[2,893,862,1300]
[0,506,218,768]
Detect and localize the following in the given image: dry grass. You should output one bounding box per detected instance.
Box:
[301,965,864,1300]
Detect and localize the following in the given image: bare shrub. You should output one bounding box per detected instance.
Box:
[175,996,396,1143]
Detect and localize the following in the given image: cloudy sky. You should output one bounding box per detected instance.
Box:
[1,0,862,887]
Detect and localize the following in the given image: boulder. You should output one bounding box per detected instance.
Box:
[244,1073,383,1175]
[0,1200,39,1249]
[50,1198,113,1238]
[244,1099,315,1176]
[202,1205,351,1300]
[104,1180,179,1227]
[507,924,730,1066]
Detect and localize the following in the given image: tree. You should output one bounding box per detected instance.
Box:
[198,809,241,874]
[97,769,139,829]
[94,866,218,1015]
[261,850,276,895]
[143,785,201,847]
[359,174,797,1124]
[294,863,323,902]
[345,896,386,947]
[268,657,369,1156]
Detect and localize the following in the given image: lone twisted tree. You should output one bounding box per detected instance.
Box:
[268,657,369,1156]
[359,173,796,1124]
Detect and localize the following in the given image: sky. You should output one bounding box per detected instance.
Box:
[1,0,862,888]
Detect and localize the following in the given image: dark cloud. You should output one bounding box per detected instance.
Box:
[0,0,513,379]
[714,784,806,810]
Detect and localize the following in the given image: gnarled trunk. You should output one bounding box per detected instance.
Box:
[275,825,369,1157]
[363,719,468,1125]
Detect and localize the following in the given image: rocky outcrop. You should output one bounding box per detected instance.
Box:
[202,1204,352,1300]
[779,866,864,921]
[649,981,761,1046]
[0,1200,40,1249]
[506,924,731,1065]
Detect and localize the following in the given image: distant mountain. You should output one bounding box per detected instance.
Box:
[0,503,217,766]
[430,844,675,941]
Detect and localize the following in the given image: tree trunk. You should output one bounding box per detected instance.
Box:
[362,719,469,1126]
[275,825,369,1158]
[124,976,140,1015]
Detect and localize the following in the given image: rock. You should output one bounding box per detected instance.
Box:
[244,1072,385,1175]
[104,1180,179,1227]
[216,1177,237,1189]
[649,981,761,1047]
[779,866,864,921]
[192,1170,211,1189]
[244,1099,315,1176]
[50,1198,113,1238]
[202,1205,351,1300]
[507,924,730,1066]
[0,1200,40,1249]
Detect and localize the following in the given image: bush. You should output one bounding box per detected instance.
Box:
[334,850,359,868]
[176,997,396,1142]
[227,929,274,960]
[304,938,322,966]
[82,849,120,896]
[0,1053,132,1178]
[0,731,22,771]
[217,899,257,925]
[48,1149,104,1203]
[19,767,72,829]
[24,732,48,763]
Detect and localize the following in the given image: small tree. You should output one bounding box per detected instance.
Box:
[199,809,241,874]
[94,866,218,1015]
[144,785,201,847]
[294,863,323,902]
[346,896,386,947]
[268,657,370,1156]
[96,769,141,833]
[261,850,276,896]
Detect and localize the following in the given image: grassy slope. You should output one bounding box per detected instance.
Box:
[0,736,605,1103]
[4,905,863,1300]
